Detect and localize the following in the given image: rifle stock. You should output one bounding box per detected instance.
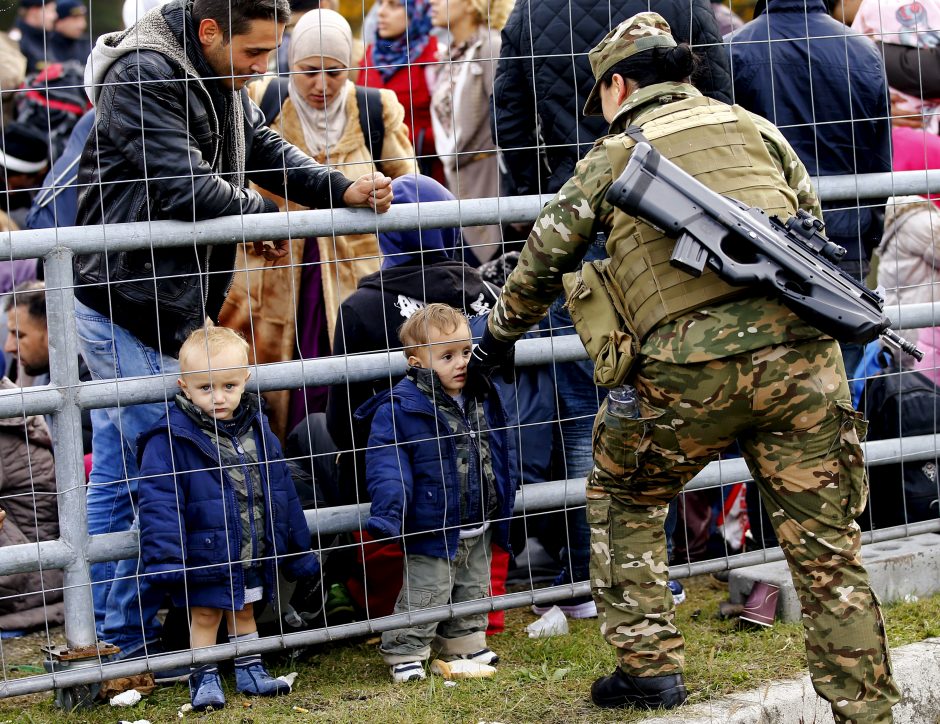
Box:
[606,142,923,361]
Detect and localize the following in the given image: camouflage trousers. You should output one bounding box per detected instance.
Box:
[587,338,900,724]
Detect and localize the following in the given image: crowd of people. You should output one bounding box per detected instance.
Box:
[0,0,936,717]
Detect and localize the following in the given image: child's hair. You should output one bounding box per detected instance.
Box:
[178,325,250,372]
[398,303,468,358]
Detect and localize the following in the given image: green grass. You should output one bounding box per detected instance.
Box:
[0,577,937,723]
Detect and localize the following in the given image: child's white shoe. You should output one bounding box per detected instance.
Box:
[390,661,426,683]
[455,648,499,666]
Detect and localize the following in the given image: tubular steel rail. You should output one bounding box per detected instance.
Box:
[1,173,938,698]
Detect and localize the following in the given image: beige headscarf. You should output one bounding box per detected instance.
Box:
[289,9,353,155]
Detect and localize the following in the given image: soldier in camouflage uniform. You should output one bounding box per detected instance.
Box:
[469,12,900,722]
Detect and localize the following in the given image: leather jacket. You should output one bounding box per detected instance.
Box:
[74,0,353,355]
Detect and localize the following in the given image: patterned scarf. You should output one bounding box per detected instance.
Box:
[409,367,497,526]
[372,0,433,82]
[177,393,266,568]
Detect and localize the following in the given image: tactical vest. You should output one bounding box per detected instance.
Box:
[604,96,799,341]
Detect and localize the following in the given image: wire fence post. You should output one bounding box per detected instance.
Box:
[42,248,99,705]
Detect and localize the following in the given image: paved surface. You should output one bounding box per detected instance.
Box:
[645,637,940,723]
[729,533,940,622]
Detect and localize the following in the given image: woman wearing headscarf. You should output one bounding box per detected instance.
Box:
[428,0,513,263]
[362,0,443,182]
[220,9,416,438]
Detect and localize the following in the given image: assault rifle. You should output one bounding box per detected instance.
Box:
[606,141,923,360]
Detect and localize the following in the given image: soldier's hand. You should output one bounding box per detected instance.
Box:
[343,172,393,213]
[466,325,516,398]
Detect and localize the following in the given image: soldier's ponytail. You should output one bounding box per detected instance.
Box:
[601,43,699,89]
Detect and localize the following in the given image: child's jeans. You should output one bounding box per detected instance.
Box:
[380,530,492,664]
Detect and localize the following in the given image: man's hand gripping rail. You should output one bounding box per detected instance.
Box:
[606,141,923,360]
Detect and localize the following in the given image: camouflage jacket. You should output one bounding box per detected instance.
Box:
[489,82,826,362]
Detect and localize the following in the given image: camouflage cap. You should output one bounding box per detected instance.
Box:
[583,12,677,116]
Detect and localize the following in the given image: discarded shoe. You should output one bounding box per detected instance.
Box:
[591,669,688,709]
[390,661,426,683]
[235,662,290,697]
[189,665,225,711]
[532,595,597,619]
[667,579,686,606]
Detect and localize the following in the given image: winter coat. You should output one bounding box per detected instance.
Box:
[726,0,891,269]
[325,258,500,502]
[431,27,503,256]
[876,194,940,381]
[74,0,353,357]
[48,31,91,67]
[362,38,440,174]
[0,377,63,631]
[137,400,319,611]
[12,18,50,74]
[492,0,733,196]
[217,80,416,437]
[356,375,517,559]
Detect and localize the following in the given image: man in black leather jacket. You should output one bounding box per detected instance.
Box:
[73,0,392,669]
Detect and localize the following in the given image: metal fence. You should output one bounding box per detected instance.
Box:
[0,168,937,700]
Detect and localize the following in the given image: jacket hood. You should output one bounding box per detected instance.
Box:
[379,174,460,269]
[84,0,199,105]
[357,259,498,313]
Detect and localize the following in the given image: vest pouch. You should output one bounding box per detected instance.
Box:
[562,259,639,388]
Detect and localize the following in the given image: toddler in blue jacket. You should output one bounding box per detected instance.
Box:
[359,303,516,683]
[138,326,320,711]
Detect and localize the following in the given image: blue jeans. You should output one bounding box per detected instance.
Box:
[537,236,608,585]
[75,299,179,655]
[86,408,137,638]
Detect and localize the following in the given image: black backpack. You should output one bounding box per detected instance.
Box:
[858,348,940,529]
[259,77,386,171]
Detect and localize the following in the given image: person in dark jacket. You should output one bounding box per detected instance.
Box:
[326,173,500,502]
[73,0,391,665]
[492,0,733,198]
[726,0,891,297]
[138,327,320,710]
[9,0,56,73]
[48,0,90,66]
[357,303,516,683]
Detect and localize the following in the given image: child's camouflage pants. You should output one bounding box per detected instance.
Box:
[587,338,900,723]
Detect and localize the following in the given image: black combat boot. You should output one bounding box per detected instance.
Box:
[590,668,688,709]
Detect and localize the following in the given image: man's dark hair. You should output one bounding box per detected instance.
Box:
[4,281,46,320]
[601,44,698,90]
[192,0,292,41]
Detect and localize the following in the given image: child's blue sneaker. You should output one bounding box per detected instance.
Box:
[189,665,225,711]
[668,579,686,605]
[235,662,291,697]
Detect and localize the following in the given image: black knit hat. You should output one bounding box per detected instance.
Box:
[0,123,49,174]
[56,0,87,16]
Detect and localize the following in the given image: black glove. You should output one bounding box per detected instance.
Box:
[466,325,516,398]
